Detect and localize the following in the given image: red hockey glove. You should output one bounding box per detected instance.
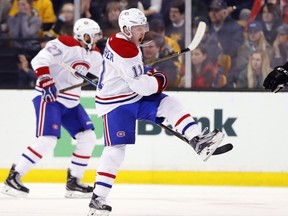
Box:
[38,75,57,102]
[148,70,168,93]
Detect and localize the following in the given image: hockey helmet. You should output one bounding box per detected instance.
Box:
[118,8,149,38]
[73,18,102,49]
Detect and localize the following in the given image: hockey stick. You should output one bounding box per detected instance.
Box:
[58,62,98,93]
[159,124,233,155]
[59,21,207,92]
[145,21,206,66]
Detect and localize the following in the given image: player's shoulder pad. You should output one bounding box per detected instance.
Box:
[58,35,81,47]
[108,33,139,58]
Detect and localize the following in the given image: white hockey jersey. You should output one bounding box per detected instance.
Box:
[31,35,102,108]
[95,33,159,116]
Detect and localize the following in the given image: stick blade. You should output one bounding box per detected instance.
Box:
[212,143,233,155]
[187,21,206,51]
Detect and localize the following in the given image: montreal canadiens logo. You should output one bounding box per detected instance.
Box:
[71,62,90,79]
[117,131,125,137]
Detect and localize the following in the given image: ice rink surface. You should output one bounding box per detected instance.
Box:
[0,183,287,216]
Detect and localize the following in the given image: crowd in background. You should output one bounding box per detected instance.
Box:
[0,0,287,91]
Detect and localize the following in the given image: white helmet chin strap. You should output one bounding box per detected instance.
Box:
[74,34,94,50]
[83,38,93,50]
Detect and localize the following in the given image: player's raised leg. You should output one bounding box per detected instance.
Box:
[157,96,224,161]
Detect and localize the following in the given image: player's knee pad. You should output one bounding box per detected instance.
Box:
[98,145,126,172]
[30,136,57,155]
[75,129,97,153]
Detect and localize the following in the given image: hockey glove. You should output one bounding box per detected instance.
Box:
[144,66,155,74]
[263,65,288,93]
[148,70,168,93]
[38,75,57,102]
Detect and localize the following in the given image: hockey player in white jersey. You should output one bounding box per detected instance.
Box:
[87,8,226,216]
[2,18,103,198]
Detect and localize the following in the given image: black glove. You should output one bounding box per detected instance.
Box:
[263,65,288,93]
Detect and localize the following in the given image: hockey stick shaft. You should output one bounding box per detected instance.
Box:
[159,123,189,143]
[59,22,206,92]
[145,21,206,66]
[58,62,98,93]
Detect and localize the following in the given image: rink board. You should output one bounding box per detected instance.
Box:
[1,90,288,186]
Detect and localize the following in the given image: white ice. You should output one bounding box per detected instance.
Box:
[0,183,287,216]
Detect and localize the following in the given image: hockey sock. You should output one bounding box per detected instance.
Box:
[93,145,126,198]
[15,136,57,176]
[70,130,97,179]
[157,96,201,140]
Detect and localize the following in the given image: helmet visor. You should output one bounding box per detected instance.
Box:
[131,23,149,33]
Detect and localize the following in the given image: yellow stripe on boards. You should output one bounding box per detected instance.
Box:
[0,169,287,187]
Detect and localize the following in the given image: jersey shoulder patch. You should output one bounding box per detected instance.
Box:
[108,34,139,58]
[58,35,81,47]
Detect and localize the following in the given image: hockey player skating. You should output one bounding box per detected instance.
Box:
[87,8,226,216]
[1,18,103,198]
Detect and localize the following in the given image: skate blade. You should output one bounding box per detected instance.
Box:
[65,190,93,199]
[200,132,225,162]
[87,208,110,216]
[1,184,28,198]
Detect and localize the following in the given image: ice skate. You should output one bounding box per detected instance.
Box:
[65,168,93,198]
[87,193,112,216]
[190,129,224,161]
[1,164,29,198]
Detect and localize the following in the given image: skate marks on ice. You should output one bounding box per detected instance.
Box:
[0,183,287,216]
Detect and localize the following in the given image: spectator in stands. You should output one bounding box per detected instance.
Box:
[7,0,42,51]
[8,0,55,31]
[236,21,273,72]
[101,1,122,38]
[208,0,244,62]
[17,34,54,89]
[120,0,144,10]
[208,0,244,87]
[193,16,223,64]
[237,8,251,28]
[271,23,288,67]
[149,18,181,56]
[256,3,281,46]
[47,2,75,37]
[0,0,11,47]
[17,54,36,88]
[282,4,288,24]
[88,0,105,24]
[81,0,92,18]
[149,18,182,85]
[140,0,162,21]
[165,0,185,49]
[143,31,181,88]
[236,49,271,89]
[190,44,215,88]
[88,0,134,24]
